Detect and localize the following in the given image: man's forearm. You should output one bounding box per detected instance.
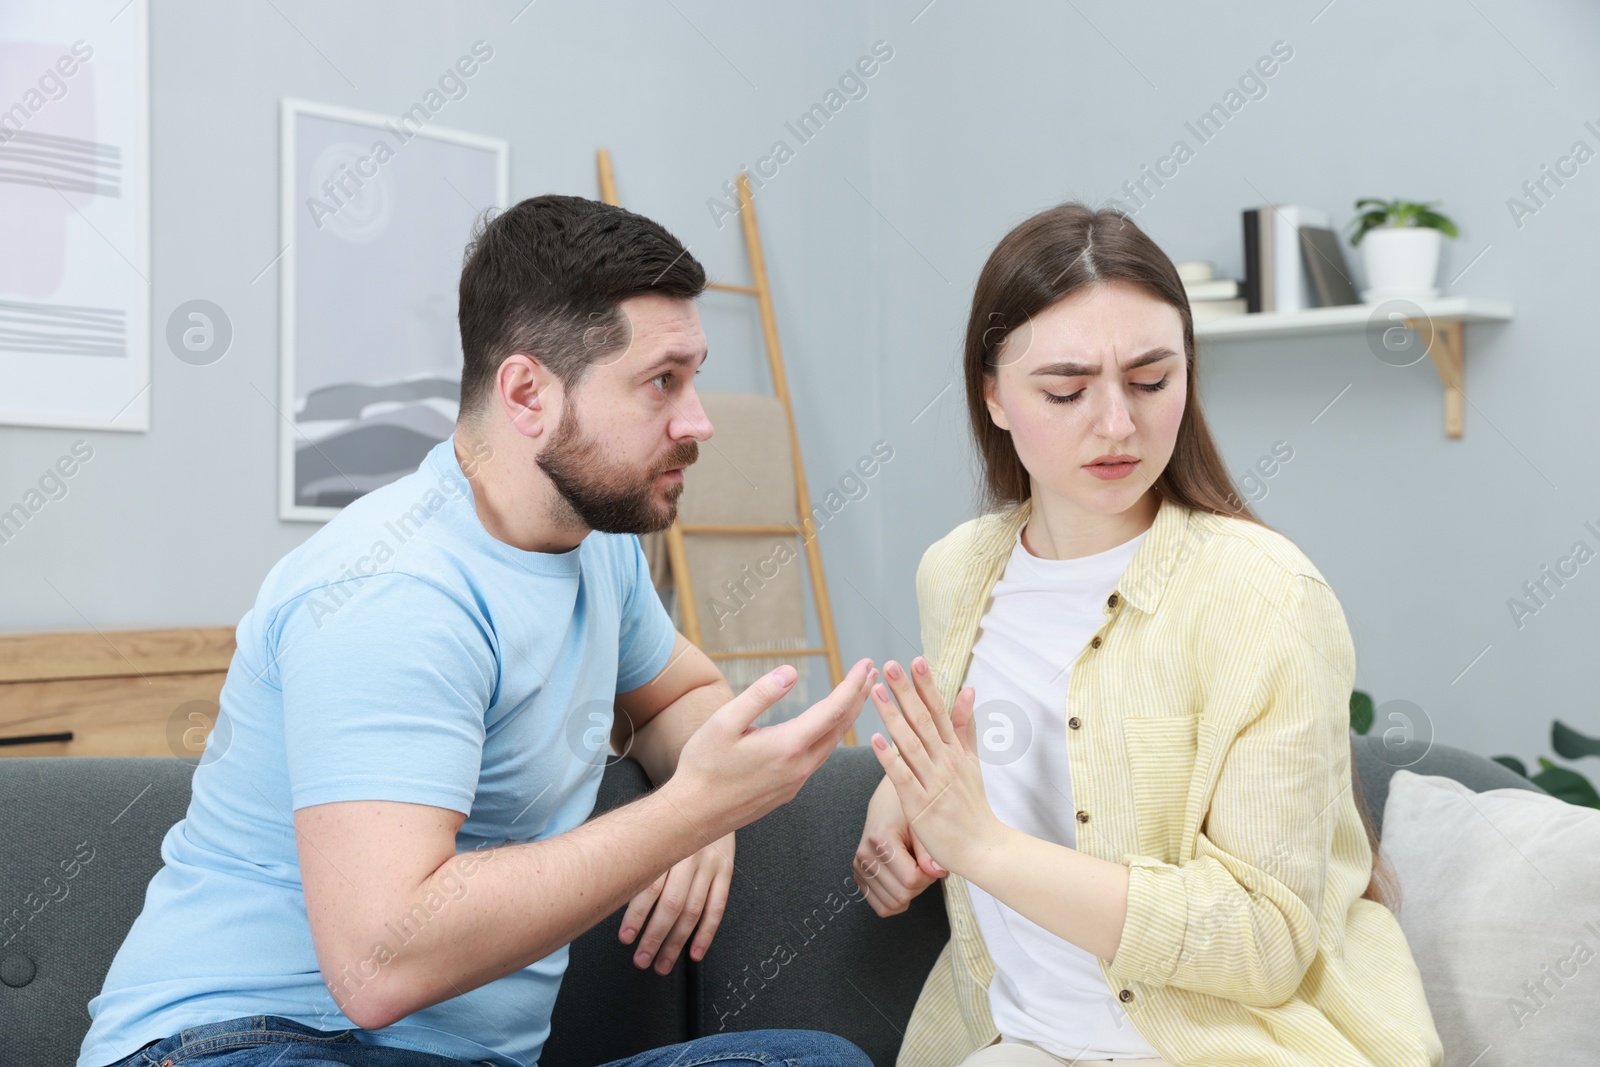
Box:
[623,678,733,786]
[333,680,738,1026]
[337,777,733,1030]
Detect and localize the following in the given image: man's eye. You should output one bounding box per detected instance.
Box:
[652,372,672,390]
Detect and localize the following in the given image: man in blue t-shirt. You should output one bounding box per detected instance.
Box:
[77,195,878,1067]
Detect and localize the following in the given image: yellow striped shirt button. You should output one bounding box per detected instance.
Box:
[1067,716,1081,730]
[1075,809,1089,823]
[1090,635,1102,648]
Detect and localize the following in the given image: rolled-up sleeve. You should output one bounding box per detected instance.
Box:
[1106,573,1356,1008]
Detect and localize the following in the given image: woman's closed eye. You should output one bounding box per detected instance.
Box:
[1044,376,1170,405]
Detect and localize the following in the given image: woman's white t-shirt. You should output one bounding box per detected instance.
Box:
[961,519,1162,1061]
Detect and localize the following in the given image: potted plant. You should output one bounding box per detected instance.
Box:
[1346,198,1460,303]
[1351,690,1600,809]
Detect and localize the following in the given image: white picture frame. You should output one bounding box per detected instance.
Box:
[0,0,150,431]
[278,97,508,522]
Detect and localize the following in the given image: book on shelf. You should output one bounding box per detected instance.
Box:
[1242,205,1360,314]
[1242,207,1267,313]
[1178,261,1245,320]
[1298,226,1359,308]
[1191,298,1247,322]
[1273,205,1326,313]
[1184,278,1240,301]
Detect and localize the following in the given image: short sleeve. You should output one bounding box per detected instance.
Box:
[274,573,498,815]
[614,534,676,694]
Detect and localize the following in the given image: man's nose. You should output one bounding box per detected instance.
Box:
[673,386,715,442]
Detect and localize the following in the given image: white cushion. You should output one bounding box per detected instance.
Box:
[1380,769,1600,1066]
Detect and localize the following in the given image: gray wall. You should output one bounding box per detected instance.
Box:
[866,0,1600,766]
[3,0,1597,767]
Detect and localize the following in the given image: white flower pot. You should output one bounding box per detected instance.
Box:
[1359,227,1442,302]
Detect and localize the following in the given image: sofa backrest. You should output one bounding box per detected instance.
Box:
[0,747,948,1067]
[1,736,1547,1066]
[1,756,200,1067]
[1349,732,1545,836]
[540,745,949,1067]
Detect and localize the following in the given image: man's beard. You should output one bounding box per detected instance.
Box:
[536,398,698,535]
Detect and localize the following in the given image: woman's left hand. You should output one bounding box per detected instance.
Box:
[868,657,997,877]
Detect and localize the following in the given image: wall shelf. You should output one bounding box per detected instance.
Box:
[1194,297,1515,438]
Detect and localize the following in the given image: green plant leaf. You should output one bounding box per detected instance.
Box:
[1414,209,1459,237]
[1552,719,1600,761]
[1346,211,1390,247]
[1531,757,1600,808]
[1347,198,1458,242]
[1491,754,1529,778]
[1350,690,1374,735]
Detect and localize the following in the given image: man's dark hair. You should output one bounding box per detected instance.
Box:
[456,194,706,424]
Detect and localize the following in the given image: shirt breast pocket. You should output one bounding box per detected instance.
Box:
[1122,714,1200,861]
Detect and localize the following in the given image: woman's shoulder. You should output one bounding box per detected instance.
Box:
[916,505,1022,578]
[1189,506,1329,579]
[910,510,1017,657]
[1181,505,1339,603]
[1173,507,1355,678]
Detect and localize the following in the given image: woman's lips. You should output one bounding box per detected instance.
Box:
[1084,460,1138,480]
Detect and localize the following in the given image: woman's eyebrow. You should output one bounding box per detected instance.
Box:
[1029,346,1179,377]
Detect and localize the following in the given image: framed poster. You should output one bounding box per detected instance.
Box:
[279,98,508,521]
[0,0,149,431]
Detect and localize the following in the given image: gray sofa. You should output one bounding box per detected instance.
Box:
[0,736,1543,1067]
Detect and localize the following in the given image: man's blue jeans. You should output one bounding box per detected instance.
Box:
[98,1014,874,1067]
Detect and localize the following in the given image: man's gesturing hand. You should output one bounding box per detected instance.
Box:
[620,829,735,973]
[669,658,877,850]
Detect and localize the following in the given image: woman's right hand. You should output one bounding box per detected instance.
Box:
[853,773,948,917]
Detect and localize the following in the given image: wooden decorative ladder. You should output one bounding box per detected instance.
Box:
[595,149,851,745]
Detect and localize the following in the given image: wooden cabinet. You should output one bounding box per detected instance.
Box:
[0,627,234,757]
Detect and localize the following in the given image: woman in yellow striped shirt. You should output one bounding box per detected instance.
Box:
[853,203,1443,1067]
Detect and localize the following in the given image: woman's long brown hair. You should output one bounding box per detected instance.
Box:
[960,201,1396,909]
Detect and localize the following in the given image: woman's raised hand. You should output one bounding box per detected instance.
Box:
[867,656,994,878]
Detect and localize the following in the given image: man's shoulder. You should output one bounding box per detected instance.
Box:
[249,471,486,644]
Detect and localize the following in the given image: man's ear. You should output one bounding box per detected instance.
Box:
[499,354,556,439]
[982,374,1010,432]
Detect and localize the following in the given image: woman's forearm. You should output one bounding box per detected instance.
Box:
[957,822,1131,963]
